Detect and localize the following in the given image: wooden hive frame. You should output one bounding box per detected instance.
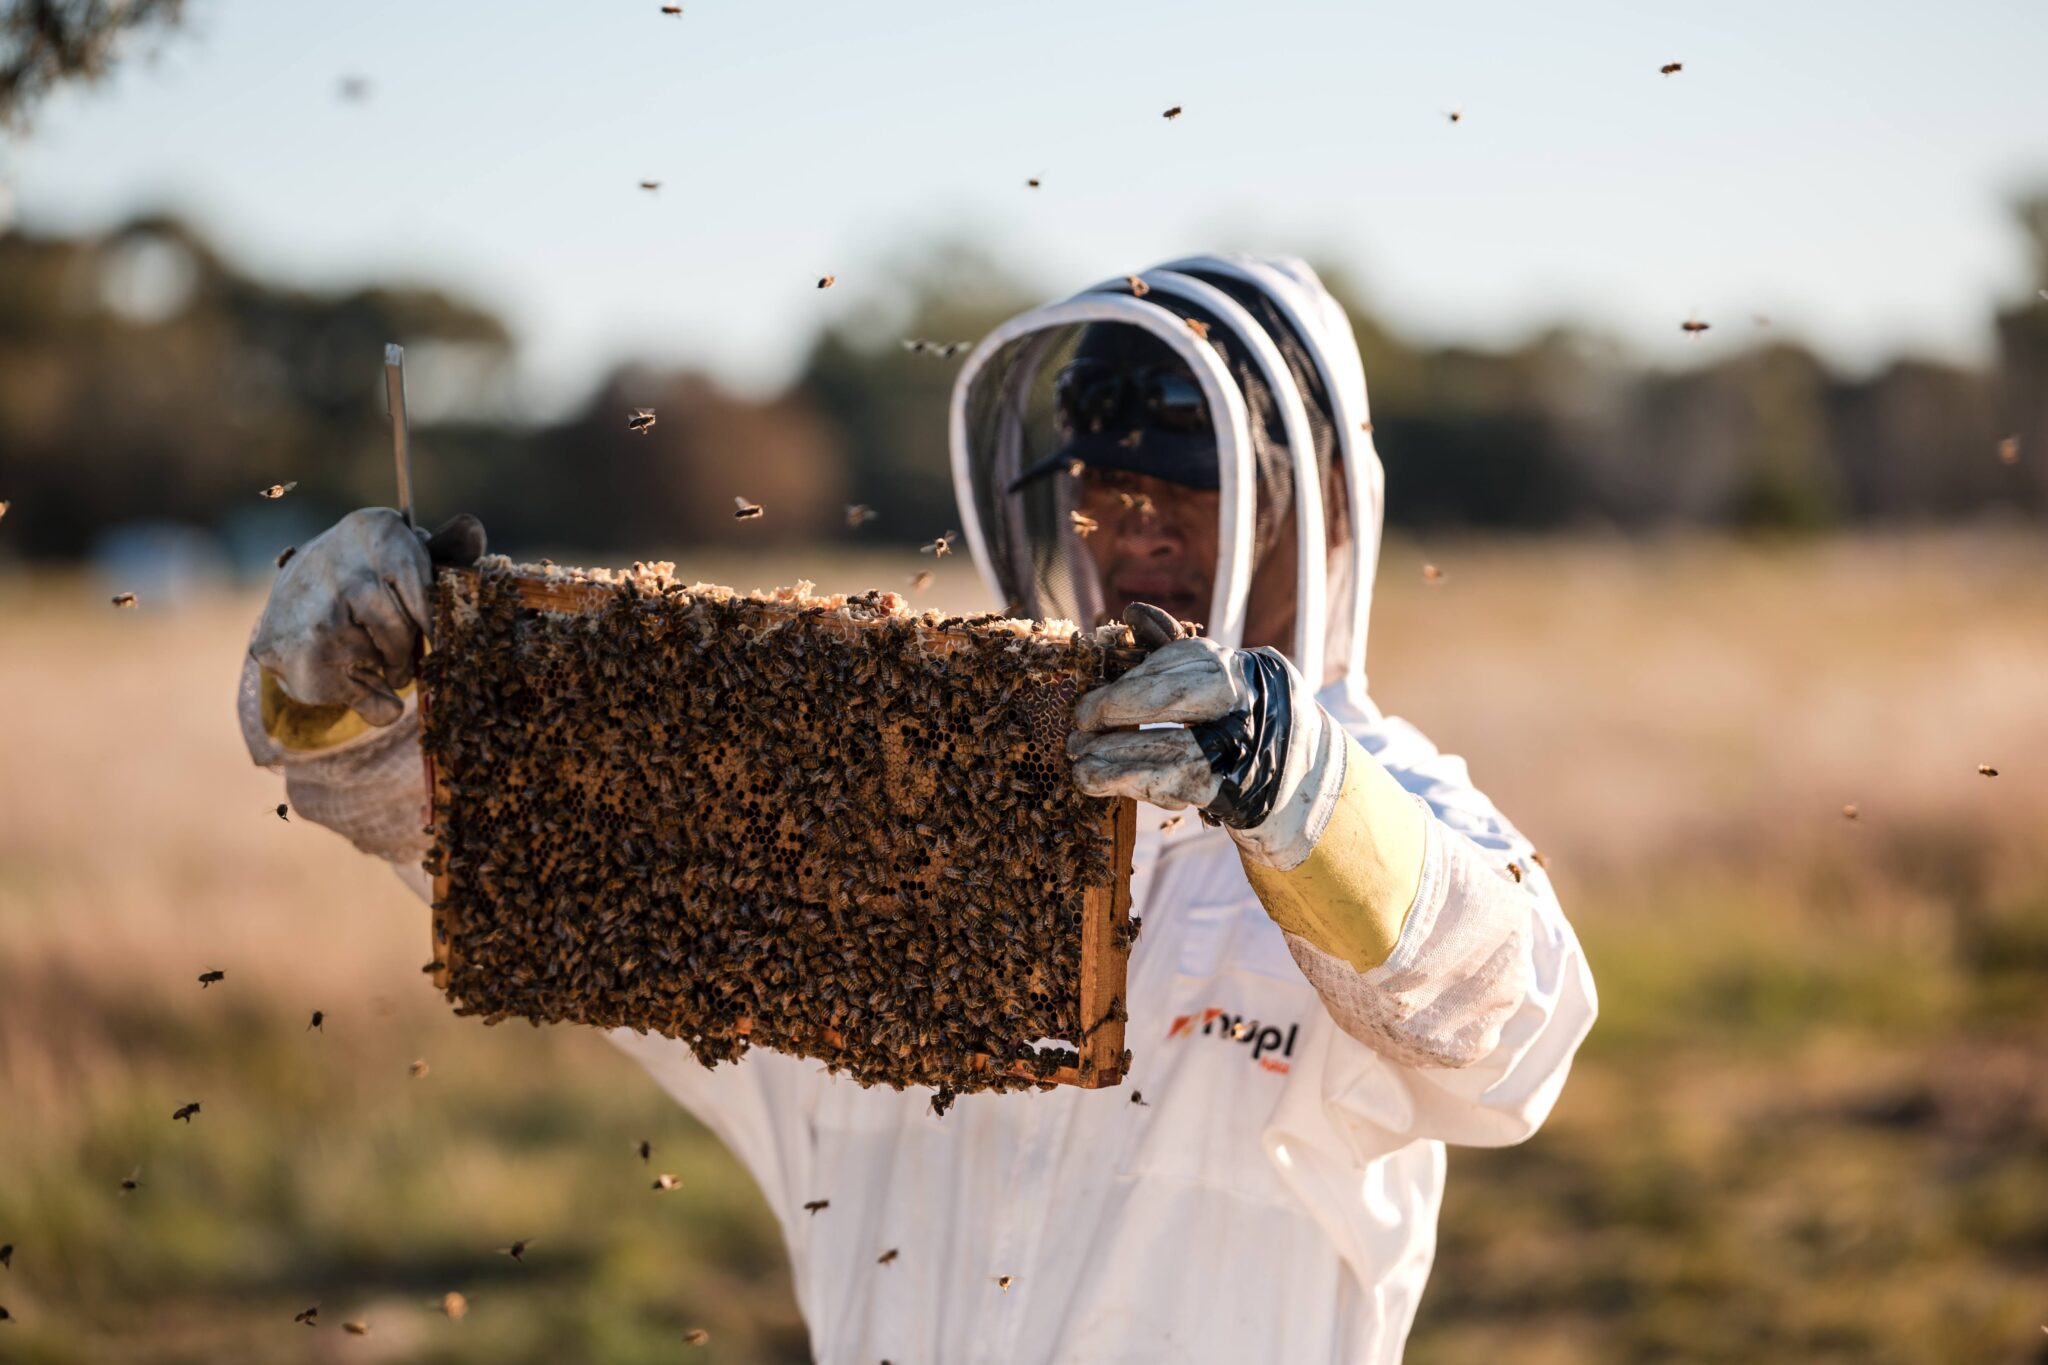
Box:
[422,564,1138,1089]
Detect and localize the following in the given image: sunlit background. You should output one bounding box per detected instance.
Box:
[3,1,2048,1361]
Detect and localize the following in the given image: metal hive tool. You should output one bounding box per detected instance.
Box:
[420,557,1141,1099]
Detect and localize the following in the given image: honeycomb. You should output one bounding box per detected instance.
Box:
[420,556,1141,1106]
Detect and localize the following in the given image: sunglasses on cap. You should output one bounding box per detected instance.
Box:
[1053,359,1210,437]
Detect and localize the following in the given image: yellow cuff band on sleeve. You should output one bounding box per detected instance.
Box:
[259,667,414,754]
[1242,731,1429,972]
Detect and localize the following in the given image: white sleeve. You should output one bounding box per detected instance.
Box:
[1285,716,1598,1152]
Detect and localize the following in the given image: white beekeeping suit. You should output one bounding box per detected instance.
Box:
[241,254,1596,1365]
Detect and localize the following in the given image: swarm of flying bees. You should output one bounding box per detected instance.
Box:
[416,559,1143,1094]
[900,339,972,359]
[259,482,297,500]
[628,409,657,435]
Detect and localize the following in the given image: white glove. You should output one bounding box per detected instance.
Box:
[1066,604,1337,867]
[250,507,485,727]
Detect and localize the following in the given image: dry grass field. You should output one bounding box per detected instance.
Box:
[3,534,2046,1364]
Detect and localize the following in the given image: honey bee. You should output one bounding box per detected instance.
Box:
[1681,316,1710,336]
[1,1242,13,1269]
[817,275,836,290]
[0,1306,12,1323]
[343,1320,369,1336]
[1117,430,1143,450]
[877,1247,899,1266]
[0,500,9,522]
[293,1306,318,1325]
[111,592,137,608]
[1069,511,1099,539]
[1184,318,1210,341]
[662,3,682,13]
[1162,106,1182,120]
[1229,1020,1251,1041]
[1660,61,1683,75]
[500,1240,532,1261]
[1421,563,1445,585]
[1116,491,1153,515]
[308,1010,325,1031]
[1447,108,1463,124]
[921,532,957,558]
[1507,862,1524,883]
[276,546,296,568]
[628,409,657,435]
[441,1291,468,1320]
[803,1199,830,1215]
[909,571,933,592]
[683,1327,710,1345]
[409,1059,430,1078]
[172,1101,201,1123]
[1978,764,1999,777]
[1026,176,1042,189]
[652,1173,681,1191]
[1158,815,1183,834]
[846,504,878,528]
[422,960,445,974]
[995,1274,1017,1292]
[1359,420,1374,434]
[1998,435,2020,465]
[734,497,765,521]
[1068,458,1088,477]
[275,802,290,822]
[1530,849,1549,870]
[338,76,370,102]
[259,482,298,500]
[198,970,224,988]
[119,1168,142,1194]
[1130,1090,1149,1105]
[1841,803,1859,820]
[637,1139,652,1162]
[639,180,661,191]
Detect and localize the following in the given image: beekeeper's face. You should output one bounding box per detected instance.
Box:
[1072,464,1302,654]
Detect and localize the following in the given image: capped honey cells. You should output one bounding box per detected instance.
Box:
[421,557,1141,1100]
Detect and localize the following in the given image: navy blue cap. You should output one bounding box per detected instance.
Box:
[1006,324,1219,493]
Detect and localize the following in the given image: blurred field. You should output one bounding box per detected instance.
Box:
[3,535,2048,1364]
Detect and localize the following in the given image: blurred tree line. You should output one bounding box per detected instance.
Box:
[2,208,2045,566]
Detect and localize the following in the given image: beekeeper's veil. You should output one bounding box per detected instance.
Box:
[949,255,1385,701]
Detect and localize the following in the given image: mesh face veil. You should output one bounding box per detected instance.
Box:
[950,256,1386,699]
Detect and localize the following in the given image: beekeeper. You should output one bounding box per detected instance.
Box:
[241,254,1596,1364]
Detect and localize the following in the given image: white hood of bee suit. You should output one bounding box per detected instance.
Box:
[948,254,1386,705]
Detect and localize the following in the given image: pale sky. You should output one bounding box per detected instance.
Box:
[5,0,2046,416]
